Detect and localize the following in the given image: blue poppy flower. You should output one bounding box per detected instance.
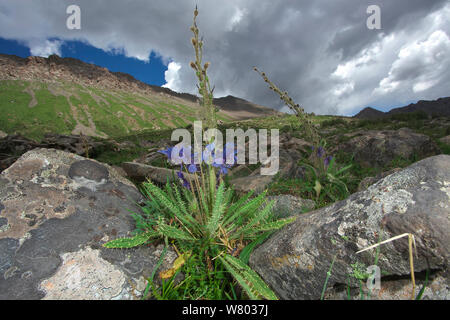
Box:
[158,147,174,161]
[188,164,198,173]
[324,156,333,167]
[317,146,325,158]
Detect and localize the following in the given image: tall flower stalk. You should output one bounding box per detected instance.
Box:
[254,67,320,146]
[190,6,217,130]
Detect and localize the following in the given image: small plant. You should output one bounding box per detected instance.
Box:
[104,141,295,300]
[301,144,352,205]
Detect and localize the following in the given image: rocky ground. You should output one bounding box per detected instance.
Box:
[0,113,449,299]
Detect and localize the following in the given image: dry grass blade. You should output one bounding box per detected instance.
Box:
[356,233,418,299]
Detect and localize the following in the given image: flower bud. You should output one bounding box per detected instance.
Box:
[190,61,197,70]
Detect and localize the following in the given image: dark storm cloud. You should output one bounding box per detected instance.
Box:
[0,0,449,115]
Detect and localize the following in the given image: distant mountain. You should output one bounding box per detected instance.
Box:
[353,107,385,120]
[386,97,450,117]
[0,53,279,139]
[354,97,450,119]
[214,95,280,120]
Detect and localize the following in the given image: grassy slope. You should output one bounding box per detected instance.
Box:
[0,79,233,141]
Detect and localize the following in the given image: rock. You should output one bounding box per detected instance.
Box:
[0,134,39,172]
[111,165,128,178]
[357,168,402,192]
[230,175,274,196]
[337,128,440,168]
[0,131,7,139]
[229,164,254,179]
[283,137,312,154]
[230,149,304,195]
[267,195,315,218]
[133,150,165,166]
[0,148,177,300]
[121,162,194,184]
[249,155,450,300]
[440,135,450,145]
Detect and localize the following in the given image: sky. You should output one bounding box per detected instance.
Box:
[0,0,449,116]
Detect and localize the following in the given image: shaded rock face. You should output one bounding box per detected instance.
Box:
[250,155,450,300]
[0,148,175,300]
[337,128,440,168]
[0,134,105,173]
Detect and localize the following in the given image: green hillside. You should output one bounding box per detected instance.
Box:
[0,80,232,141]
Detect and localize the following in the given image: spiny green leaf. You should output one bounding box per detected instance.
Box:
[239,231,273,264]
[207,182,226,235]
[245,216,296,235]
[103,232,156,249]
[220,254,278,300]
[157,219,196,241]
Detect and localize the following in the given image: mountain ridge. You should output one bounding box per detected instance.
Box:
[354,97,450,119]
[0,53,280,119]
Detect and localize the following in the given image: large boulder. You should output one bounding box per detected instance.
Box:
[0,148,177,300]
[337,128,440,168]
[250,155,450,300]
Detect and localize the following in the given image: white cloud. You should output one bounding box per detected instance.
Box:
[413,80,438,93]
[162,61,182,91]
[227,7,247,31]
[376,30,450,95]
[29,39,62,57]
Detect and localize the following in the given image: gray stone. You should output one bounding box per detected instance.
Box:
[337,128,440,168]
[121,162,195,184]
[230,149,304,195]
[250,155,450,300]
[268,195,315,218]
[357,168,402,192]
[0,148,177,300]
[230,175,274,196]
